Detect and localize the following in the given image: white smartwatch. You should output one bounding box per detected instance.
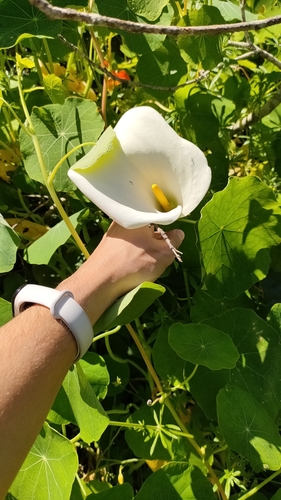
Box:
[12,284,94,362]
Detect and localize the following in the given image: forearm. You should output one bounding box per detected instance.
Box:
[0,223,184,498]
[0,306,77,498]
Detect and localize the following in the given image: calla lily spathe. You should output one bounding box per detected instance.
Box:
[68,106,211,229]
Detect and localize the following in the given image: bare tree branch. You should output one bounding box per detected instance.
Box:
[229,41,281,70]
[58,34,213,91]
[29,0,281,36]
[230,85,281,131]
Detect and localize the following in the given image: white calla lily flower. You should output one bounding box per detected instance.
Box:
[68,106,211,229]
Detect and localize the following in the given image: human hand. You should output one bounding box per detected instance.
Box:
[59,223,184,325]
[93,222,185,296]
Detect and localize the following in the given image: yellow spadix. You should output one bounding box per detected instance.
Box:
[151,184,172,212]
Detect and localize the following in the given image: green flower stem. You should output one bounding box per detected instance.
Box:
[104,335,148,379]
[76,473,87,498]
[30,39,44,86]
[48,183,90,259]
[17,68,34,132]
[17,65,90,260]
[1,100,31,137]
[239,469,281,500]
[23,86,45,94]
[42,38,54,74]
[70,433,81,444]
[126,323,161,394]
[47,141,95,186]
[66,49,75,74]
[93,326,121,343]
[179,218,197,224]
[108,420,193,438]
[185,364,199,385]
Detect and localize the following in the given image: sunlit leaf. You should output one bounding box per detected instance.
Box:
[79,352,109,400]
[95,282,165,333]
[217,385,281,471]
[127,0,169,21]
[0,298,12,326]
[0,214,20,272]
[19,98,104,191]
[134,462,216,500]
[43,74,67,105]
[198,176,281,299]
[51,363,109,443]
[24,210,85,264]
[9,422,78,500]
[95,0,173,54]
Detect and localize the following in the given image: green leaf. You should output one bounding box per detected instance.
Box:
[152,324,190,385]
[95,0,173,54]
[9,422,78,500]
[43,74,67,105]
[125,405,174,460]
[267,303,281,334]
[0,214,20,272]
[24,210,85,265]
[198,176,281,299]
[190,289,253,323]
[179,95,229,189]
[0,298,12,326]
[95,281,165,333]
[271,490,281,500]
[217,385,281,471]
[179,7,225,70]
[0,0,62,49]
[19,98,104,191]
[134,462,216,500]
[79,352,109,399]
[189,308,281,420]
[169,323,239,370]
[51,363,109,443]
[88,483,134,500]
[127,0,169,21]
[136,39,187,99]
[211,0,257,21]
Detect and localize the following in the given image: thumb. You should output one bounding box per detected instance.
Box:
[166,229,185,249]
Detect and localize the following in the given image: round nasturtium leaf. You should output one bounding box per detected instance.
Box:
[168,322,239,370]
[217,385,281,471]
[198,176,281,299]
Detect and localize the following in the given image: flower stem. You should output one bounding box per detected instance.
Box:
[238,469,281,500]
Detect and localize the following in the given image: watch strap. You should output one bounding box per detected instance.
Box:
[12,284,93,361]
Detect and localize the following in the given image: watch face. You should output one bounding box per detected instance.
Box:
[11,283,28,316]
